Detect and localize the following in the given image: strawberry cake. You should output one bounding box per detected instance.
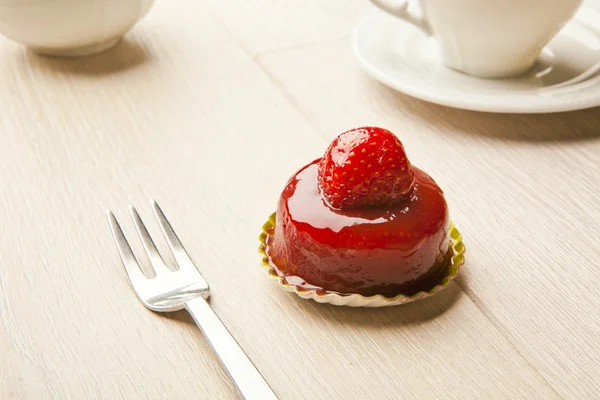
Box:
[262,127,452,298]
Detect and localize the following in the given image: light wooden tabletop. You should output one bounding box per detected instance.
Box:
[1,1,599,399]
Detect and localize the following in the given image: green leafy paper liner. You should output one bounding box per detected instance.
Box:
[259,213,465,307]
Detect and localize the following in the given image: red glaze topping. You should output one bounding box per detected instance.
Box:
[266,159,451,297]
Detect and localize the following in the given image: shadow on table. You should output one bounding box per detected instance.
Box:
[289,279,467,327]
[161,274,468,329]
[163,309,196,327]
[369,80,600,143]
[22,36,152,77]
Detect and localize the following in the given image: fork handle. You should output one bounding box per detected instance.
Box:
[185,297,278,400]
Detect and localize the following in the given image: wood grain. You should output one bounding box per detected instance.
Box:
[199,0,367,55]
[0,1,597,399]
[257,38,600,399]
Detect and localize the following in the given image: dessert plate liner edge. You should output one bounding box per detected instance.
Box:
[259,212,465,307]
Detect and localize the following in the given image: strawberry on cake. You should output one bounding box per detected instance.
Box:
[261,127,454,298]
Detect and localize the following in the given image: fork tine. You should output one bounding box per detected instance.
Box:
[151,199,197,272]
[129,205,171,276]
[106,210,147,284]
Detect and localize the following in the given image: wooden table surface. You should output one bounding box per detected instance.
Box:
[1,1,599,399]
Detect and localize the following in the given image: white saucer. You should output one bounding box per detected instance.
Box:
[352,3,600,113]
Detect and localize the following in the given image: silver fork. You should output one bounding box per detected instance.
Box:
[106,199,278,400]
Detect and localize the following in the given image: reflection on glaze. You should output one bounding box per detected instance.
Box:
[284,160,447,250]
[267,159,451,297]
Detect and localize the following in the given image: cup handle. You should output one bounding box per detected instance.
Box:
[369,0,431,35]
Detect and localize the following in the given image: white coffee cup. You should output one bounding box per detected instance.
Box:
[370,0,584,78]
[0,0,155,57]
